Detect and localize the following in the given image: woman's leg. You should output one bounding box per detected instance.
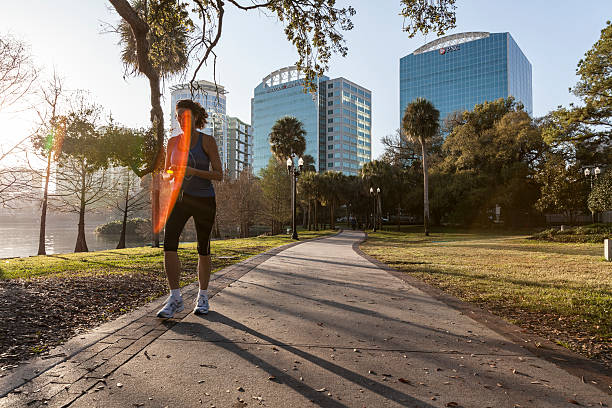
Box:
[197,254,211,290]
[162,201,190,291]
[164,251,182,290]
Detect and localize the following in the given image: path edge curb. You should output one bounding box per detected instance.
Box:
[352,232,612,396]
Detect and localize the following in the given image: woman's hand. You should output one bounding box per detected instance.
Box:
[162,171,174,182]
[184,166,198,176]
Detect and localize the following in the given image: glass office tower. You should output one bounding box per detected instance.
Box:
[252,66,372,176]
[170,80,227,136]
[400,32,532,124]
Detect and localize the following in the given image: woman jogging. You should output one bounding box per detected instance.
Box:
[157,99,223,318]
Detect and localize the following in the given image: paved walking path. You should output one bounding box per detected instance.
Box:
[1,231,610,407]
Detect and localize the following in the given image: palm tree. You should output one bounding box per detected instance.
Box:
[269,116,307,162]
[402,98,440,236]
[118,0,191,78]
[319,171,346,229]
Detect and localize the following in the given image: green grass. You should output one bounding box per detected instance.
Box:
[0,229,336,281]
[361,229,612,347]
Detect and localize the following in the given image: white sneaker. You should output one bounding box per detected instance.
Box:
[156,296,184,318]
[193,293,209,315]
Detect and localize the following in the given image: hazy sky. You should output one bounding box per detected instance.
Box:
[0,1,609,161]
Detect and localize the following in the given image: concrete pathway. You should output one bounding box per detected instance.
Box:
[1,231,610,407]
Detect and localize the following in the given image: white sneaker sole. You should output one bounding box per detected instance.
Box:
[156,303,184,318]
[193,307,209,315]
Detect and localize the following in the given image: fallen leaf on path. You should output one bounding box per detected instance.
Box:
[567,399,581,405]
[316,388,327,392]
[116,383,123,388]
[446,402,459,407]
[368,370,377,375]
[398,378,411,384]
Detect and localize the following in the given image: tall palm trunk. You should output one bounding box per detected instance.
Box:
[421,139,430,236]
[314,200,319,231]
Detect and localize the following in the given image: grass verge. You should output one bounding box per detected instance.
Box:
[0,229,335,280]
[360,227,612,368]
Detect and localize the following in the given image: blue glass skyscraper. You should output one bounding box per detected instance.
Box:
[252,66,371,176]
[400,32,532,124]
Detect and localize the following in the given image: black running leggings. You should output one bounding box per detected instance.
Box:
[163,193,216,256]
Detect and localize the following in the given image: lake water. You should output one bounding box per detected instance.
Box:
[0,216,149,259]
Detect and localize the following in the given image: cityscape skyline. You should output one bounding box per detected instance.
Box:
[0,1,610,164]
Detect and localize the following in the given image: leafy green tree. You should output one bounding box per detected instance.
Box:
[52,98,115,252]
[535,154,588,225]
[103,122,152,248]
[400,0,456,38]
[402,98,440,235]
[588,169,612,214]
[269,116,307,162]
[543,21,612,165]
[437,98,545,227]
[259,157,291,235]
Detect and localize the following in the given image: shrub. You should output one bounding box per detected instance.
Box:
[95,218,150,236]
[530,223,612,243]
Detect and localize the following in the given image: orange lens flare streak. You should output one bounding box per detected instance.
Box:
[153,110,192,234]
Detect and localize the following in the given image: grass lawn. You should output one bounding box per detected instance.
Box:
[361,227,612,367]
[0,229,335,281]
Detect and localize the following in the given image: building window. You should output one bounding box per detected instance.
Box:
[328,162,334,167]
[328,127,333,132]
[328,109,333,114]
[328,153,333,158]
[328,136,334,141]
[328,83,333,89]
[328,92,333,97]
[328,145,333,150]
[328,118,334,123]
[328,101,333,106]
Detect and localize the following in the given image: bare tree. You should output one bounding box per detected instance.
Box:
[0,34,37,113]
[108,166,150,248]
[28,72,67,255]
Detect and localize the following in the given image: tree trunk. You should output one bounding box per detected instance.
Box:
[117,177,131,249]
[75,165,89,252]
[421,140,430,236]
[37,154,52,255]
[314,201,319,231]
[307,200,312,230]
[152,172,160,247]
[330,202,335,230]
[397,205,401,232]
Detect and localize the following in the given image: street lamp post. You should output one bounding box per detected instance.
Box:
[287,156,304,240]
[584,166,601,223]
[376,187,381,231]
[369,187,377,232]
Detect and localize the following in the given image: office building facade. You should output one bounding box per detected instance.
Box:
[400,32,532,124]
[170,80,227,136]
[251,66,371,176]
